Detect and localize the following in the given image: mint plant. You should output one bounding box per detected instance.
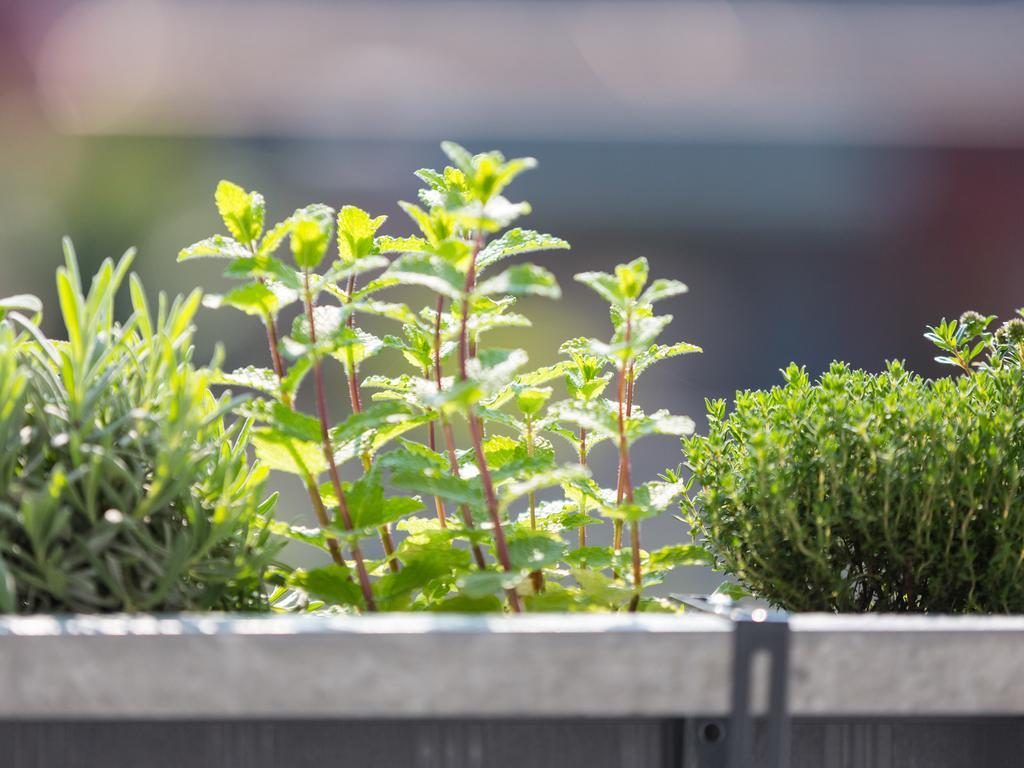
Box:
[0,241,280,613]
[180,142,707,613]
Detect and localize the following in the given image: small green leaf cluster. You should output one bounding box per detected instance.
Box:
[684,359,1024,613]
[925,308,1024,373]
[182,142,706,613]
[0,241,281,613]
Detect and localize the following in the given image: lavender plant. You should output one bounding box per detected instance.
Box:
[180,142,708,613]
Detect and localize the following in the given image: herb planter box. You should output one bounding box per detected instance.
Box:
[2,614,1023,768]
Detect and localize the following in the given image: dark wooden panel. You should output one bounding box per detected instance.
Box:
[0,719,680,768]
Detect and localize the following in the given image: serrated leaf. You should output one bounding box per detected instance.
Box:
[634,341,702,378]
[290,566,362,607]
[330,401,415,450]
[223,255,302,289]
[203,281,296,318]
[337,206,386,264]
[458,570,525,599]
[627,409,695,439]
[639,278,688,306]
[376,235,430,255]
[476,263,561,300]
[499,465,590,508]
[574,270,622,306]
[572,568,631,606]
[290,204,335,271]
[251,430,326,476]
[476,229,570,272]
[178,235,250,262]
[257,217,294,258]
[516,386,552,416]
[384,253,465,300]
[616,258,649,300]
[466,348,529,395]
[215,366,279,396]
[647,544,713,571]
[215,180,265,244]
[634,477,690,511]
[507,531,566,571]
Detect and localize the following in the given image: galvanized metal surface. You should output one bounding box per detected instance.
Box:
[1,614,1024,717]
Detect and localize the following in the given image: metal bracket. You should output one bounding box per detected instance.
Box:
[673,596,790,768]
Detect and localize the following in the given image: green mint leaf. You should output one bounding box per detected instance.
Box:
[475,263,561,300]
[646,544,714,571]
[223,255,302,290]
[251,429,326,476]
[574,269,622,306]
[290,204,335,271]
[215,180,265,245]
[457,570,525,599]
[515,385,552,416]
[257,217,294,258]
[476,229,570,272]
[384,253,465,300]
[215,366,279,396]
[639,278,687,306]
[376,235,430,255]
[634,341,702,378]
[290,566,363,608]
[507,530,566,571]
[178,235,250,262]
[203,281,296,318]
[616,257,649,300]
[337,205,387,264]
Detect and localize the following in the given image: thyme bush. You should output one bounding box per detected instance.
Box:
[0,243,280,613]
[181,142,709,613]
[685,309,1024,613]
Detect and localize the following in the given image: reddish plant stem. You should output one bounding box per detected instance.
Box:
[423,368,449,528]
[341,273,399,573]
[467,412,522,612]
[612,310,641,612]
[577,428,588,548]
[428,296,450,528]
[440,416,488,569]
[264,312,288,392]
[304,271,377,611]
[261,310,349,572]
[526,417,544,593]
[614,314,635,550]
[458,227,521,612]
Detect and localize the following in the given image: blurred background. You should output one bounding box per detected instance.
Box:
[3,0,1024,595]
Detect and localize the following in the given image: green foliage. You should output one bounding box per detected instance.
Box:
[181,142,705,614]
[685,359,1024,613]
[0,240,281,613]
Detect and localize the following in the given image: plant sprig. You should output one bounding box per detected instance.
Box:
[180,142,708,613]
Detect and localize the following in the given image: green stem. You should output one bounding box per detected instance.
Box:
[304,271,376,611]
